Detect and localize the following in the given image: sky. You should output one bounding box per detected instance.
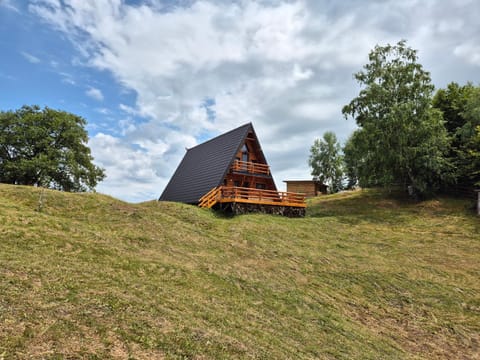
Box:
[1,0,479,202]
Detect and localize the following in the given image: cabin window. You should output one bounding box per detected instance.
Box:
[241,144,248,162]
[256,183,266,190]
[243,182,250,188]
[234,181,240,187]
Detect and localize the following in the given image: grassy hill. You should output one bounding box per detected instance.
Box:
[0,184,479,359]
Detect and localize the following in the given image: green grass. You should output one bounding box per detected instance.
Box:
[0,184,479,359]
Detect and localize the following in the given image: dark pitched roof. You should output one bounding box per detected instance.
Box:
[159,123,253,203]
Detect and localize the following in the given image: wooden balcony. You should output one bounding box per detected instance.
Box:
[199,186,306,209]
[230,160,270,175]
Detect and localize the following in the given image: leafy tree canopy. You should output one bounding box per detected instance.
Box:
[0,105,105,192]
[457,87,480,186]
[343,130,368,189]
[432,82,475,136]
[342,40,451,197]
[433,83,480,187]
[308,131,343,193]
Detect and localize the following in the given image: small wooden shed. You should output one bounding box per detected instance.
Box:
[283,180,328,198]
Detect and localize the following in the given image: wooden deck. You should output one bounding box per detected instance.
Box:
[199,186,306,209]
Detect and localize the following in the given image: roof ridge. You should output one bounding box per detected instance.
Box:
[187,122,251,151]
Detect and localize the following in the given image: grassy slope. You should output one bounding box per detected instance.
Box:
[0,184,479,359]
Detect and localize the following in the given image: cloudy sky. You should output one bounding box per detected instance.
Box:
[1,0,479,202]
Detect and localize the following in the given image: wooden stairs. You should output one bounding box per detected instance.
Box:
[198,187,222,208]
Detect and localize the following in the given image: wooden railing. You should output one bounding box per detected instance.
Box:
[198,186,221,208]
[230,160,270,175]
[199,186,306,208]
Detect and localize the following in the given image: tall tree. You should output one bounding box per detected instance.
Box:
[342,40,451,197]
[433,83,480,187]
[0,105,105,191]
[343,130,365,189]
[432,82,474,135]
[308,131,343,193]
[458,87,480,186]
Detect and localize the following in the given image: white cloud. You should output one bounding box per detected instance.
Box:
[89,133,160,202]
[59,72,76,85]
[0,0,19,12]
[89,130,195,202]
[30,0,480,201]
[21,51,41,63]
[119,103,142,116]
[95,107,111,115]
[85,87,104,101]
[454,43,480,67]
[292,64,314,82]
[118,118,136,135]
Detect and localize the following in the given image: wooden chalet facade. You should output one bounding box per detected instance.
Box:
[159,123,306,216]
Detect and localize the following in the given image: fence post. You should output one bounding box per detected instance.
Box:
[476,190,480,216]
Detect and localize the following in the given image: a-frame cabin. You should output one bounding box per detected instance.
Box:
[159,123,305,216]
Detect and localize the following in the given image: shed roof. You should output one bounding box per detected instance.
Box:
[159,123,254,204]
[283,180,319,183]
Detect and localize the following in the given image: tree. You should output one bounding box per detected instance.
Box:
[459,124,480,187]
[433,83,480,187]
[0,105,105,191]
[342,40,451,197]
[432,82,474,135]
[343,130,365,189]
[458,87,480,186]
[308,131,343,193]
